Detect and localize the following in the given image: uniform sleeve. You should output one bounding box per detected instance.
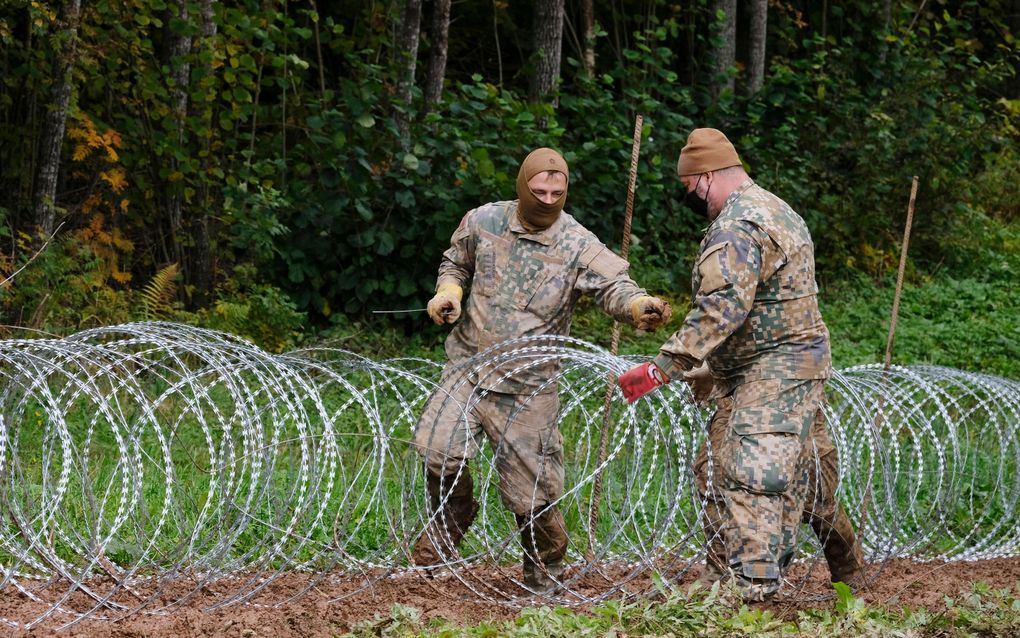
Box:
[653,223,763,379]
[435,211,476,290]
[575,243,647,324]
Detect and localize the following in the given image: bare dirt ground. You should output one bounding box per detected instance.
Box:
[4,557,1020,637]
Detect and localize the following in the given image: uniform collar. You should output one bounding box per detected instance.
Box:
[722,178,756,211]
[704,178,756,234]
[509,202,558,245]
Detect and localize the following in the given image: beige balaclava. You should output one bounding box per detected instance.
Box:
[515,148,569,231]
[676,128,742,176]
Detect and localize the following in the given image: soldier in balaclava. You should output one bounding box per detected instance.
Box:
[618,128,866,601]
[412,148,672,594]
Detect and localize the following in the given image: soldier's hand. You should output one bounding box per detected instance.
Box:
[426,283,463,325]
[618,361,670,404]
[682,363,715,405]
[631,296,673,331]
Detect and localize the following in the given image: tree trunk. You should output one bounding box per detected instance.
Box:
[309,0,326,99]
[422,0,451,111]
[580,0,595,78]
[821,0,828,43]
[528,0,565,104]
[32,0,82,239]
[746,0,767,95]
[1012,0,1020,98]
[709,0,736,97]
[166,0,191,252]
[878,0,893,63]
[190,0,217,307]
[394,0,423,144]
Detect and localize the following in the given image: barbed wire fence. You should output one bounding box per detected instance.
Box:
[1,323,1018,628]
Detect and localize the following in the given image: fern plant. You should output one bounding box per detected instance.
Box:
[139,263,179,321]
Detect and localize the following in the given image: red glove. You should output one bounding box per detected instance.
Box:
[618,362,670,404]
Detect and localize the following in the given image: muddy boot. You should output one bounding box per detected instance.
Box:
[517,506,568,594]
[733,576,781,602]
[411,470,479,569]
[812,505,867,589]
[698,496,730,587]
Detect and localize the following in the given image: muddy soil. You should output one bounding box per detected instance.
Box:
[5,557,1020,637]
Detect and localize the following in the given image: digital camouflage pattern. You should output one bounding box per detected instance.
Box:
[414,198,648,573]
[719,378,824,581]
[653,180,831,395]
[437,200,648,394]
[653,179,852,595]
[696,387,865,587]
[796,407,866,585]
[413,372,564,514]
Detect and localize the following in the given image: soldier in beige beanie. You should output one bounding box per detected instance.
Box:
[673,128,748,220]
[620,128,866,601]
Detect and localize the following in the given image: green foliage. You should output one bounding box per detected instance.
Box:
[0,0,1016,350]
[0,231,134,332]
[194,264,308,353]
[820,244,1020,379]
[0,233,303,353]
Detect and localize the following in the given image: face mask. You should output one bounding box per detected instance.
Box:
[684,175,709,216]
[516,149,569,231]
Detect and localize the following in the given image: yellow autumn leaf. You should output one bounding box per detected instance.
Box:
[111,228,134,252]
[101,168,128,193]
[111,268,133,284]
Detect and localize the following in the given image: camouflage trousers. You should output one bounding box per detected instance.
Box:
[694,378,827,583]
[412,370,564,515]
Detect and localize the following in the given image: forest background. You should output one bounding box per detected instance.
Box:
[1,0,1018,377]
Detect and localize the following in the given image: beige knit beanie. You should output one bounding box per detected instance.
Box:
[676,128,741,176]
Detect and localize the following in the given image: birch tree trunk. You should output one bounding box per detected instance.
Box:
[580,0,596,78]
[710,0,736,97]
[528,0,565,104]
[394,0,423,144]
[746,0,767,95]
[422,0,451,111]
[32,0,82,238]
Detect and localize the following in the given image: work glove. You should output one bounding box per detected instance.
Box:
[630,295,673,331]
[426,283,463,325]
[618,361,670,404]
[682,362,715,405]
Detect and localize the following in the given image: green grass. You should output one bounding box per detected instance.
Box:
[340,581,1020,637]
[820,274,1020,379]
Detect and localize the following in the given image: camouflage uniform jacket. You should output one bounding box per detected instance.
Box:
[438,200,647,393]
[653,180,831,395]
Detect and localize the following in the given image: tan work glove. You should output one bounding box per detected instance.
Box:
[427,283,463,325]
[682,362,715,405]
[630,295,673,331]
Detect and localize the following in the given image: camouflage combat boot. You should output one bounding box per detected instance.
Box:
[697,496,730,587]
[812,506,867,589]
[516,506,568,594]
[411,470,479,569]
[733,576,781,602]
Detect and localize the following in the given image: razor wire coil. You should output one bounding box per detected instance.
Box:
[1,322,1019,627]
